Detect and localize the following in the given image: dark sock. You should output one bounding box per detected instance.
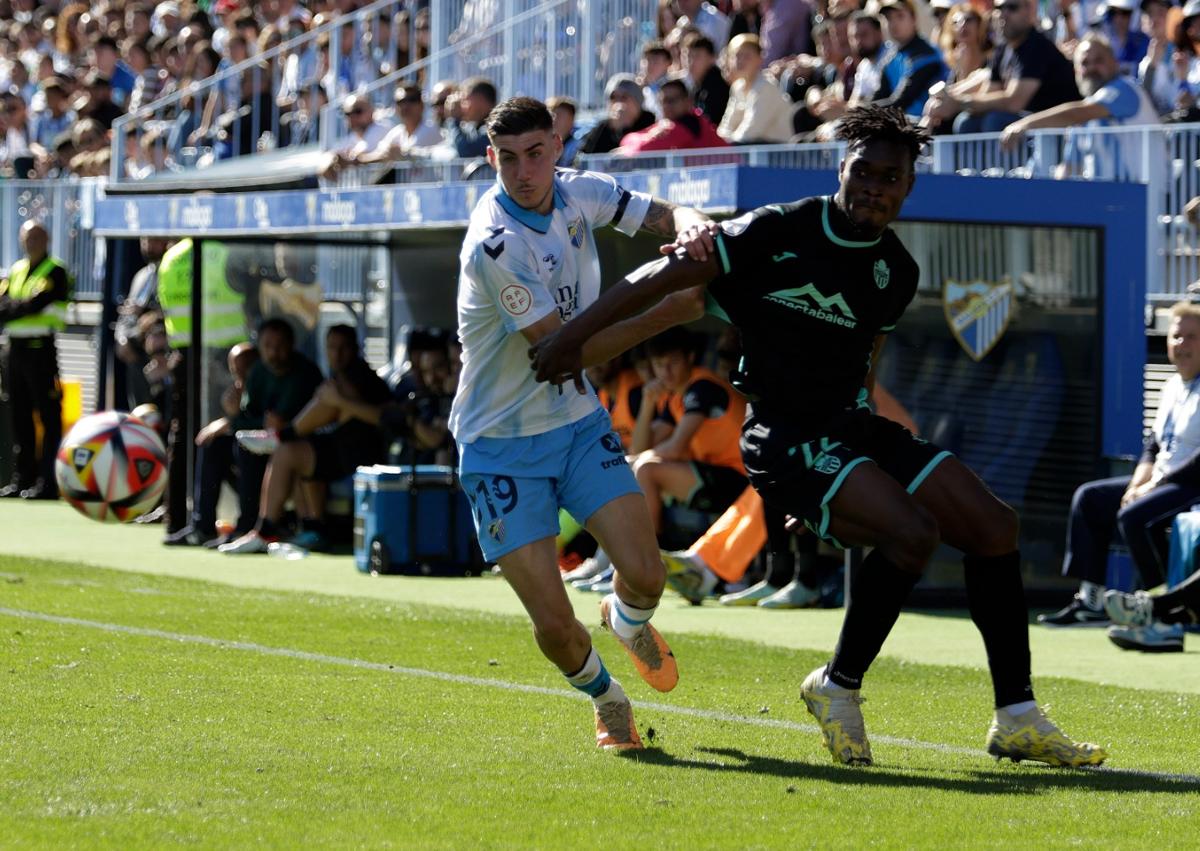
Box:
[794,535,822,589]
[827,549,920,690]
[301,517,325,534]
[278,425,298,442]
[964,551,1034,708]
[765,550,795,587]
[1153,570,1200,625]
[258,517,280,538]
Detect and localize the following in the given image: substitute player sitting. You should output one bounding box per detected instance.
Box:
[450,96,714,751]
[529,105,1106,768]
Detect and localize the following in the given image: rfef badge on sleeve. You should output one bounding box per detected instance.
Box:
[943,278,1013,361]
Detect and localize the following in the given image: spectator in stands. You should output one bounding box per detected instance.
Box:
[217,317,323,552]
[925,0,1080,133]
[0,89,32,176]
[89,34,135,106]
[683,33,731,125]
[618,76,730,152]
[871,0,948,118]
[320,93,389,178]
[546,96,582,167]
[579,73,657,154]
[939,4,992,87]
[1138,0,1182,116]
[443,76,496,159]
[165,341,260,547]
[225,324,392,553]
[658,0,682,37]
[928,0,955,46]
[1041,301,1200,628]
[1099,0,1151,77]
[1164,0,1200,122]
[78,70,124,129]
[1000,34,1159,178]
[30,78,73,153]
[640,40,675,116]
[382,339,456,466]
[760,0,815,64]
[731,0,765,40]
[353,84,445,167]
[630,328,748,535]
[718,33,796,142]
[431,79,457,127]
[677,0,734,51]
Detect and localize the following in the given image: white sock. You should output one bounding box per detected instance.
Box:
[565,647,619,701]
[1079,580,1105,610]
[999,700,1038,716]
[606,592,656,641]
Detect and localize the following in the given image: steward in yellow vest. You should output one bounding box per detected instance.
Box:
[0,221,73,499]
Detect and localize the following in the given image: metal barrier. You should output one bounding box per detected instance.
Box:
[110,0,420,182]
[324,0,656,147]
[0,179,103,299]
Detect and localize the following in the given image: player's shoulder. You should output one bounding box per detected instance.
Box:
[880,229,920,281]
[721,195,820,237]
[553,166,624,201]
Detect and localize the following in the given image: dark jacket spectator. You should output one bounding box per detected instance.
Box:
[683,33,731,124]
[875,0,948,117]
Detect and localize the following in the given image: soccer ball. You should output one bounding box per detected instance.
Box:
[55,410,168,523]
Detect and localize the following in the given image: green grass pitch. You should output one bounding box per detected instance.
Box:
[1,502,1197,849]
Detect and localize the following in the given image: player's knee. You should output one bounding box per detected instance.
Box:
[887,507,939,572]
[532,612,581,652]
[614,550,667,596]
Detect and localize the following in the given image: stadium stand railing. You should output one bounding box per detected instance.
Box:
[319,0,657,148]
[0,178,103,300]
[110,0,416,182]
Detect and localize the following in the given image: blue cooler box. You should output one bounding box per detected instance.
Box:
[353,465,481,575]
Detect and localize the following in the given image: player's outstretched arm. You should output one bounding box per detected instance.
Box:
[529,249,719,386]
[640,198,720,263]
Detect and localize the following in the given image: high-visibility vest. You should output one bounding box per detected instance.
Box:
[2,255,71,338]
[157,239,247,349]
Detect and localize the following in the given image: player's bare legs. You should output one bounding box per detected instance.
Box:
[586,492,679,692]
[630,453,702,534]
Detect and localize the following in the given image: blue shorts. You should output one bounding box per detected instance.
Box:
[458,408,641,561]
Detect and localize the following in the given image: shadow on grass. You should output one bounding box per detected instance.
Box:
[620,746,1199,796]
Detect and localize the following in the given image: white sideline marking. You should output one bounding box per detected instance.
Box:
[3,606,1197,786]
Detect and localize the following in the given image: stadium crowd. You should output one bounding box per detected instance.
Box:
[1,0,1190,180]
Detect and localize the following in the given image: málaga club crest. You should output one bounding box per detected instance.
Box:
[942,278,1014,361]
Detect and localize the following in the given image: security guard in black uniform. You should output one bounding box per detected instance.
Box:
[0,221,72,499]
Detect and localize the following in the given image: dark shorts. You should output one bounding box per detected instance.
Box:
[687,461,749,514]
[741,408,953,546]
[307,421,387,482]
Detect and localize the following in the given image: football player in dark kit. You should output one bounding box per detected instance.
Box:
[529,105,1106,768]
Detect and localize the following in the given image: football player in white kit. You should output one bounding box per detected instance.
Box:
[450,96,715,750]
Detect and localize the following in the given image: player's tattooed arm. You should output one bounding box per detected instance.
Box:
[640,199,719,262]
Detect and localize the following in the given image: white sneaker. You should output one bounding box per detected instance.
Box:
[1107,621,1185,653]
[758,579,822,609]
[235,429,280,455]
[800,665,872,765]
[562,554,611,584]
[1104,589,1155,627]
[719,580,779,606]
[218,530,272,554]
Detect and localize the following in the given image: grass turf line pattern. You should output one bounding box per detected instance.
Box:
[4,605,1198,787]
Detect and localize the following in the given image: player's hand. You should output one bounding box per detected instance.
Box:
[661,220,720,261]
[528,329,588,394]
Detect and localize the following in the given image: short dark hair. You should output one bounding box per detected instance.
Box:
[326,324,359,348]
[486,96,553,139]
[659,76,691,101]
[682,33,715,55]
[641,39,671,62]
[851,11,883,29]
[546,95,576,117]
[835,105,930,166]
[462,76,498,106]
[645,326,695,359]
[94,35,119,52]
[258,317,295,344]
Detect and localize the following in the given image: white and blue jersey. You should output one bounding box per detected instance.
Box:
[449,168,652,444]
[1063,75,1160,180]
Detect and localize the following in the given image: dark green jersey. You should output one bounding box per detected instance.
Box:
[708,195,919,429]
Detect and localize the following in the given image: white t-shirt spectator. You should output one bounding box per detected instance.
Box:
[1063,74,1160,180]
[1152,374,1200,481]
[334,122,391,158]
[1139,43,1181,116]
[718,74,795,143]
[378,119,445,156]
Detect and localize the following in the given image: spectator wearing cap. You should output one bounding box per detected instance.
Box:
[321,93,390,178]
[718,34,795,142]
[929,0,955,46]
[618,76,730,152]
[925,0,1080,133]
[546,96,583,166]
[677,0,734,51]
[579,73,658,154]
[1000,33,1159,178]
[153,2,183,40]
[1139,0,1181,115]
[355,84,445,165]
[89,35,137,107]
[1100,0,1152,76]
[683,32,731,124]
[443,76,496,158]
[872,0,948,118]
[29,80,72,152]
